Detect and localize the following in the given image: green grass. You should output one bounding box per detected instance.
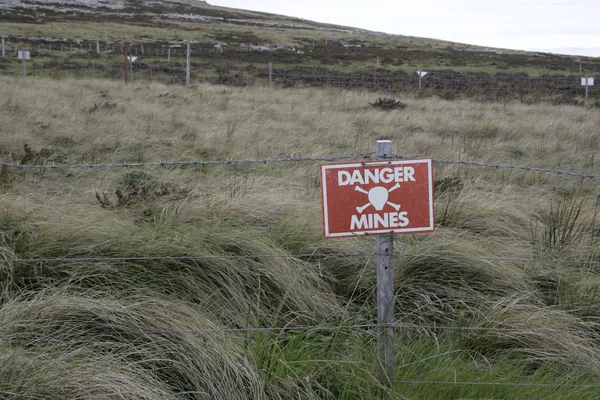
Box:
[0,75,599,398]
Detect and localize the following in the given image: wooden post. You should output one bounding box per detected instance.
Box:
[167,47,171,63]
[129,52,134,83]
[123,42,129,84]
[376,139,395,383]
[418,73,422,93]
[1,37,4,57]
[96,40,100,54]
[269,61,273,88]
[21,50,26,79]
[186,41,191,87]
[585,78,589,100]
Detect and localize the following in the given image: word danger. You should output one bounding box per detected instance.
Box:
[338,167,416,186]
[350,211,409,230]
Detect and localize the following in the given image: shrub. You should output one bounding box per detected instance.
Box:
[369,98,407,110]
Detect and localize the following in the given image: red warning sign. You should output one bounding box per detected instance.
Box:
[320,159,434,238]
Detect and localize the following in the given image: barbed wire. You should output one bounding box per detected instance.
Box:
[0,154,375,170]
[2,322,599,338]
[1,154,599,179]
[393,380,600,389]
[394,154,600,179]
[1,252,599,265]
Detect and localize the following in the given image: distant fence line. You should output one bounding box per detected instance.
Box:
[1,35,597,101]
[1,154,599,179]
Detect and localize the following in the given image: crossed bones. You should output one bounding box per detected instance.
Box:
[355,183,401,214]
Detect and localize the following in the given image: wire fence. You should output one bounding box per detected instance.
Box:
[1,252,600,266]
[1,321,599,340]
[1,154,599,179]
[2,33,598,104]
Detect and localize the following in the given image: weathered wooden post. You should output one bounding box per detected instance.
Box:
[123,42,129,84]
[417,70,428,93]
[375,140,395,383]
[186,41,191,87]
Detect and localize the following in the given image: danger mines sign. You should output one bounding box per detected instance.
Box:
[320,159,434,238]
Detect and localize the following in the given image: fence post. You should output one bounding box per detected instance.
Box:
[269,61,273,88]
[96,40,100,54]
[123,42,129,84]
[1,37,4,57]
[130,53,134,82]
[376,139,395,384]
[585,78,589,100]
[21,49,26,79]
[186,41,191,87]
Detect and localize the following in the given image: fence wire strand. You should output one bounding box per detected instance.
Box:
[393,380,600,389]
[1,252,599,266]
[1,154,599,179]
[2,322,599,338]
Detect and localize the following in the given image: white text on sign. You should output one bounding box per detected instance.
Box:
[338,167,416,186]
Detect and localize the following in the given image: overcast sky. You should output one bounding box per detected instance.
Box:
[210,0,600,57]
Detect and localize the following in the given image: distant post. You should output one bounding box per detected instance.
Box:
[186,41,191,87]
[416,70,428,93]
[96,40,100,54]
[18,49,30,79]
[123,42,129,84]
[129,53,137,82]
[269,61,273,88]
[1,37,5,57]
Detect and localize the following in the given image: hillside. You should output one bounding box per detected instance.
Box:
[1,0,599,103]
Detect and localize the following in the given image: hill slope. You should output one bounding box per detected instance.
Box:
[1,0,599,77]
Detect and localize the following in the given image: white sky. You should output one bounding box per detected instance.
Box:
[209,0,600,57]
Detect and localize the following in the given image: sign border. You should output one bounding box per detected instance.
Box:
[321,158,434,238]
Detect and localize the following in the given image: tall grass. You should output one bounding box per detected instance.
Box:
[0,76,599,398]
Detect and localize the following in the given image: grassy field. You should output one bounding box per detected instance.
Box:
[0,75,600,398]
